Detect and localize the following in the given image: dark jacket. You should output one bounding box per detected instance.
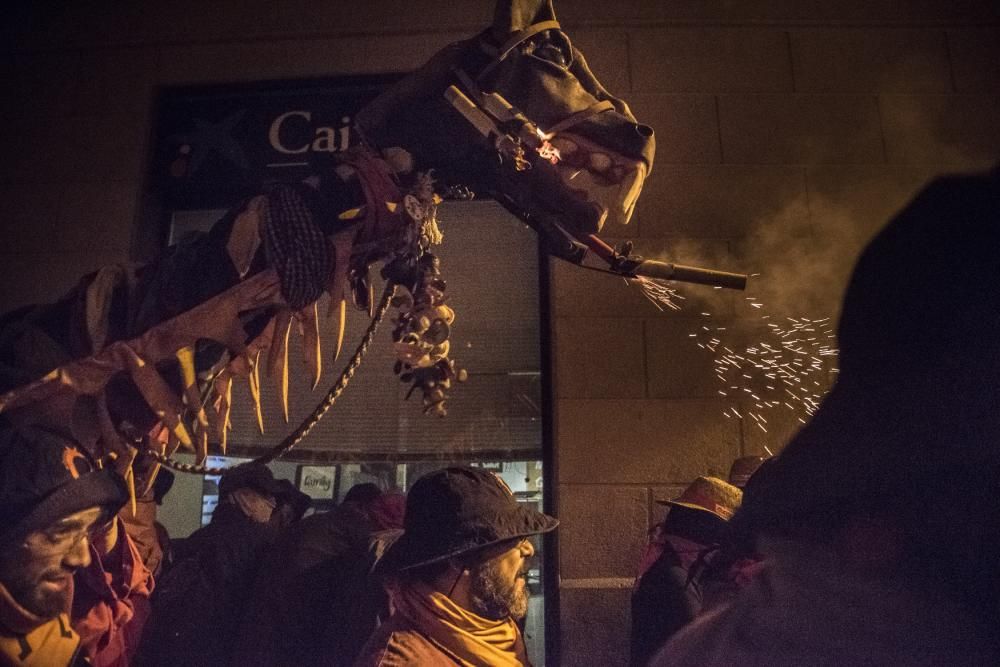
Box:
[630,538,707,667]
[136,503,277,667]
[233,502,398,667]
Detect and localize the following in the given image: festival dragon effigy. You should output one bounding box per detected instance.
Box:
[0,0,746,498]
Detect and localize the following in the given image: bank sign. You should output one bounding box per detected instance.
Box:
[149,74,402,210]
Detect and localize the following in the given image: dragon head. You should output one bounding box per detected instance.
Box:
[356,0,655,254]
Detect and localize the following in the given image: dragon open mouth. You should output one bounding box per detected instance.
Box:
[546,131,647,231]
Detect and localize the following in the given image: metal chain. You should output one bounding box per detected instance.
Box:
[144,281,397,475]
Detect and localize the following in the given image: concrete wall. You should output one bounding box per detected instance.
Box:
[3,2,999,664]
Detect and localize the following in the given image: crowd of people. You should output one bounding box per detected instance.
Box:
[1,167,999,666]
[0,438,554,667]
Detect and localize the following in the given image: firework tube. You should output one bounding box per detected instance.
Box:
[583,234,748,290]
[635,260,747,290]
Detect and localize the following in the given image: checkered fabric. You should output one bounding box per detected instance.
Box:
[262,184,331,310]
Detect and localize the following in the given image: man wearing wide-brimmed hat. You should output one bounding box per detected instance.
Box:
[630,476,741,667]
[355,466,558,666]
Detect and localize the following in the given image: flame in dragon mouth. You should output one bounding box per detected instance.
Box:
[548,131,647,230]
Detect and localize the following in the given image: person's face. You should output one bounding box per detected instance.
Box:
[469,538,534,620]
[269,503,297,528]
[0,506,105,618]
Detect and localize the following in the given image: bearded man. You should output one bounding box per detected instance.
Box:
[356,467,558,666]
[0,422,128,667]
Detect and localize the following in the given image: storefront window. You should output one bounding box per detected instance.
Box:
[158,200,550,662]
[147,76,552,661]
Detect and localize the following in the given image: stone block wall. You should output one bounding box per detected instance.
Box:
[2,1,999,664]
[547,3,1000,664]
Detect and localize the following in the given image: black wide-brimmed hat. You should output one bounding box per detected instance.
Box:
[377,466,558,574]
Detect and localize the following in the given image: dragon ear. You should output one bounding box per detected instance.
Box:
[491,0,556,41]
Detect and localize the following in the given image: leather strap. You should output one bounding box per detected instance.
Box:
[543,100,615,135]
[450,21,616,156]
[477,19,562,81]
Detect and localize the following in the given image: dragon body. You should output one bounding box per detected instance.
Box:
[0,0,742,497]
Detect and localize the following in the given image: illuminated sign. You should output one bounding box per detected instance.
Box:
[149,74,402,210]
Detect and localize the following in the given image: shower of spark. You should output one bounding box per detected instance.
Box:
[629,264,838,446]
[692,294,839,435]
[633,276,685,311]
[653,268,841,445]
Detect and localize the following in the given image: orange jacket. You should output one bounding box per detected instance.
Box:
[71,521,154,667]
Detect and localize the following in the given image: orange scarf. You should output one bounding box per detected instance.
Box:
[0,581,81,667]
[393,582,530,667]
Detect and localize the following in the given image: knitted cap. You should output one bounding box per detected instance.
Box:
[0,423,127,542]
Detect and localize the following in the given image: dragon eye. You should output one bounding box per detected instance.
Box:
[534,43,568,67]
[525,32,572,69]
